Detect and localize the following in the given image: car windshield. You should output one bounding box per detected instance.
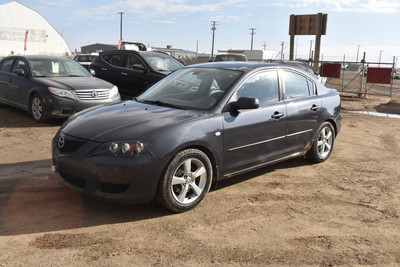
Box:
[28,58,91,77]
[140,53,183,72]
[138,68,242,110]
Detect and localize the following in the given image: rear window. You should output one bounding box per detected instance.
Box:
[214,54,247,62]
[75,55,97,62]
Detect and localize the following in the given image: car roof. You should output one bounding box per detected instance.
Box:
[186,61,320,80]
[99,50,167,56]
[188,62,281,72]
[5,55,73,61]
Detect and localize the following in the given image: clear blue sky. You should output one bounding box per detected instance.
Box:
[2,0,400,63]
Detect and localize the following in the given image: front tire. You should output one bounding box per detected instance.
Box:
[30,94,49,122]
[306,122,335,163]
[156,149,213,212]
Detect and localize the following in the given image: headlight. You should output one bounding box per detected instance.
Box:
[49,87,76,100]
[94,140,152,157]
[110,85,119,98]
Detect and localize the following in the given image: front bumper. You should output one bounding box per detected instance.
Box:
[44,94,121,118]
[52,132,167,204]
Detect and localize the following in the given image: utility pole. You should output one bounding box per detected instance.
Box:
[281,42,285,60]
[250,28,256,50]
[211,21,218,58]
[379,50,383,66]
[309,40,313,60]
[356,45,361,63]
[118,12,124,41]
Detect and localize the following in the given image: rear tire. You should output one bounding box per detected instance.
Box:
[156,149,213,212]
[306,122,335,163]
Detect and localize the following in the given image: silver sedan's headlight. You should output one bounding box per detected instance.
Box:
[94,140,152,157]
[110,85,119,98]
[48,87,77,100]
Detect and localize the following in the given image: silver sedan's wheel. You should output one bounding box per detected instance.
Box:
[317,125,334,159]
[171,158,207,205]
[156,149,213,212]
[306,122,335,163]
[30,95,48,122]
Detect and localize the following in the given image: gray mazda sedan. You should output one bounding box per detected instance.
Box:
[0,55,121,122]
[52,62,342,212]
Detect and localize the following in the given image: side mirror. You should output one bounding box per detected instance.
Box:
[133,64,147,72]
[232,97,259,110]
[13,69,27,77]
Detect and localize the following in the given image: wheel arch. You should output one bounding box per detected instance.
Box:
[187,144,219,188]
[324,118,338,137]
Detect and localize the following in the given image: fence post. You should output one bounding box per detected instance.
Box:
[360,52,366,98]
[342,54,345,90]
[390,56,395,98]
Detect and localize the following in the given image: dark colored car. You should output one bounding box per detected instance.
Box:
[52,62,342,212]
[0,55,121,122]
[90,50,184,99]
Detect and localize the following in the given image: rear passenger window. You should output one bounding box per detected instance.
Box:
[282,70,311,99]
[0,59,14,73]
[103,54,127,67]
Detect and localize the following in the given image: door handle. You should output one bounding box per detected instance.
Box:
[271,111,284,119]
[310,104,320,111]
[101,68,107,71]
[121,72,127,76]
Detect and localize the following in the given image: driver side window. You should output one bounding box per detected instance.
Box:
[126,54,144,69]
[235,70,279,105]
[11,59,28,75]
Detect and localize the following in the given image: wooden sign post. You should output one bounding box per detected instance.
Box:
[289,13,327,71]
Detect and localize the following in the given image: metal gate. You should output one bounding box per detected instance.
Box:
[311,56,399,97]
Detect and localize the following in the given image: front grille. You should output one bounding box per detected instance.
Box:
[75,89,110,101]
[58,135,88,153]
[60,171,129,194]
[101,183,130,194]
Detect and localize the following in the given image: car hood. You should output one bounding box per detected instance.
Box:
[62,101,203,142]
[37,76,112,90]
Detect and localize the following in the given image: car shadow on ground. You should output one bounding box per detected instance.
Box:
[215,157,312,190]
[0,157,311,236]
[0,105,64,128]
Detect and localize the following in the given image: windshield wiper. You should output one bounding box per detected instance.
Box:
[138,99,186,110]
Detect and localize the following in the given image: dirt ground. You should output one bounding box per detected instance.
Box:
[0,93,399,266]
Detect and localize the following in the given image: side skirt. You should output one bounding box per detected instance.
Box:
[223,151,305,179]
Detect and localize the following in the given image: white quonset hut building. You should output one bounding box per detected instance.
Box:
[0,1,71,57]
